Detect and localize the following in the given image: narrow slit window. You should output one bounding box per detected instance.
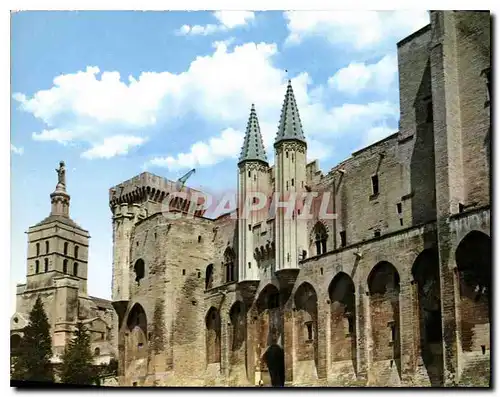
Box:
[340,231,347,247]
[44,258,49,272]
[396,203,402,214]
[371,175,379,196]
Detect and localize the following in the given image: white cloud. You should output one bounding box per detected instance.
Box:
[283,11,429,51]
[147,128,243,171]
[176,11,255,36]
[10,144,24,155]
[362,125,398,148]
[81,135,146,159]
[32,128,79,145]
[328,54,398,96]
[13,39,399,167]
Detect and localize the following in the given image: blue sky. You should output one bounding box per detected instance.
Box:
[10,10,430,309]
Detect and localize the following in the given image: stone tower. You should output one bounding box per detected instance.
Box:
[273,81,308,273]
[25,161,90,295]
[238,104,269,282]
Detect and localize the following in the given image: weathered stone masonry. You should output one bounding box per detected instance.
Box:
[109,11,491,387]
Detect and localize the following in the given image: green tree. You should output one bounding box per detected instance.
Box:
[59,322,97,385]
[11,296,54,383]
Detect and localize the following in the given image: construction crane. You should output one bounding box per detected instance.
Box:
[175,168,196,191]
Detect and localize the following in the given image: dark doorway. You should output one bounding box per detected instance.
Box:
[263,344,285,387]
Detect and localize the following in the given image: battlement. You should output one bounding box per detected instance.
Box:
[109,171,207,216]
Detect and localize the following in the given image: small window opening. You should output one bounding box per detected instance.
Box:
[45,241,49,254]
[182,269,186,276]
[44,258,49,272]
[248,262,251,269]
[64,242,68,255]
[248,171,251,177]
[305,322,313,341]
[36,243,40,256]
[63,259,68,274]
[136,241,139,247]
[197,272,201,278]
[291,178,294,186]
[374,230,381,238]
[138,342,143,348]
[74,246,79,259]
[396,203,402,214]
[73,262,78,276]
[254,174,256,181]
[390,324,396,342]
[371,175,379,196]
[134,259,145,284]
[253,197,257,204]
[481,345,486,355]
[35,260,40,273]
[291,153,294,162]
[400,218,404,226]
[459,203,465,213]
[320,267,323,275]
[198,235,202,243]
[248,224,251,231]
[286,151,289,158]
[94,347,100,356]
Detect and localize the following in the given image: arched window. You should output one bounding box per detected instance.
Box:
[313,222,328,256]
[44,258,49,272]
[223,248,235,283]
[36,243,40,256]
[205,264,214,290]
[63,259,68,274]
[134,259,145,285]
[64,242,68,255]
[73,263,78,276]
[74,246,79,259]
[35,260,40,274]
[94,347,100,356]
[45,241,49,254]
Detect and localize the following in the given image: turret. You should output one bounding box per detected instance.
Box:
[274,80,308,273]
[237,104,270,282]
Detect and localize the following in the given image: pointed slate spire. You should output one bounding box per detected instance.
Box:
[274,80,307,146]
[238,104,268,165]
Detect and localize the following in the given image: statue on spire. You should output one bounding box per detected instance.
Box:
[56,161,66,186]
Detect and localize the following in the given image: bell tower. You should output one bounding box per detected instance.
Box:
[25,161,90,294]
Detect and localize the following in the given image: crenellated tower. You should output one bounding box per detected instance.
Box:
[237,104,270,282]
[274,80,308,275]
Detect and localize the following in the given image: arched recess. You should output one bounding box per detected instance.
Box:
[367,261,401,368]
[455,231,491,353]
[125,303,148,366]
[223,247,236,283]
[412,248,443,386]
[329,272,356,368]
[205,264,214,290]
[311,222,328,256]
[133,259,145,285]
[229,301,246,364]
[294,282,319,371]
[256,284,282,382]
[206,307,221,364]
[10,334,21,355]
